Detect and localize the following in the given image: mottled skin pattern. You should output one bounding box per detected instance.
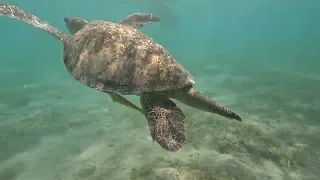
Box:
[63,18,189,151]
[0,4,67,41]
[140,94,186,151]
[64,17,88,35]
[0,4,243,152]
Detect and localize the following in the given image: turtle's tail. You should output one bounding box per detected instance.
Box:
[0,4,69,42]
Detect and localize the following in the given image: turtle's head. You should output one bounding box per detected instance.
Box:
[64,17,88,35]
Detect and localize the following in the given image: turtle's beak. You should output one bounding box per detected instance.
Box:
[64,17,69,23]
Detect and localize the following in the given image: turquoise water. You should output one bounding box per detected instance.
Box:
[1,0,320,179]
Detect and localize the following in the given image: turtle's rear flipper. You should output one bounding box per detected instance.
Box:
[108,93,144,114]
[140,94,187,152]
[119,13,160,29]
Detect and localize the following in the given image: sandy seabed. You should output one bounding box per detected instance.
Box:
[0,65,319,180]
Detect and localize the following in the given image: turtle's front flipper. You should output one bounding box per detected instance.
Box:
[0,4,68,42]
[140,94,187,152]
[119,13,160,29]
[108,93,144,114]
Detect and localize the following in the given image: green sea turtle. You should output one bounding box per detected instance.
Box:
[0,4,242,152]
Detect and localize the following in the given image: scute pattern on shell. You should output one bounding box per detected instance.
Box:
[63,21,194,95]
